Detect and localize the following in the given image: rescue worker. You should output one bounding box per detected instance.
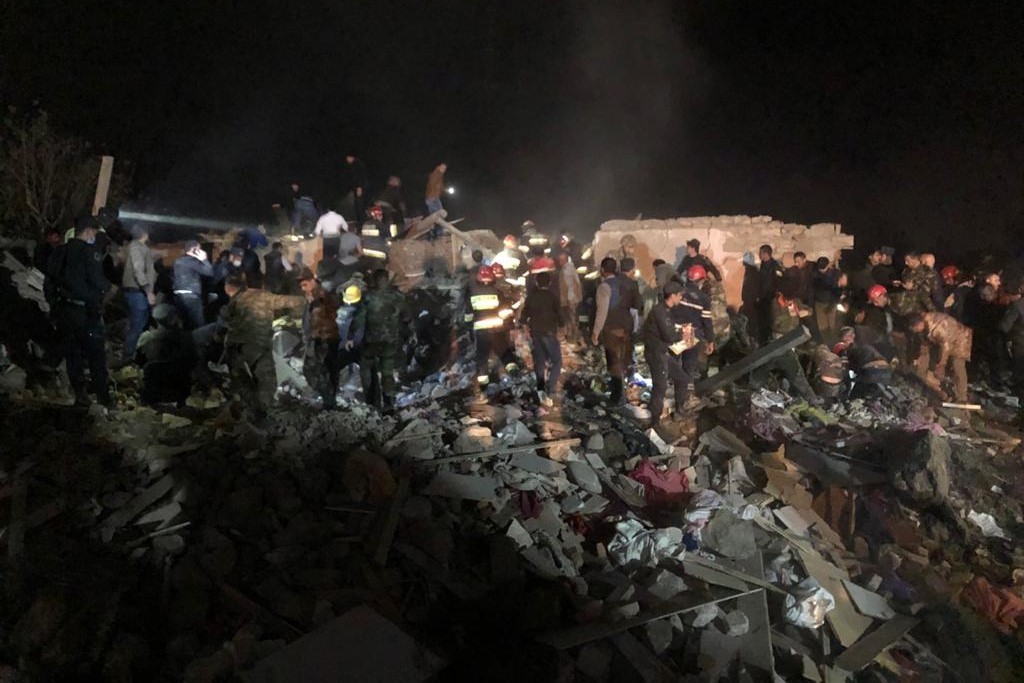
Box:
[591,258,640,405]
[677,239,722,281]
[173,240,213,329]
[893,251,934,315]
[361,269,408,411]
[704,274,732,350]
[136,303,197,405]
[469,265,512,389]
[122,224,158,361]
[941,265,961,302]
[522,222,550,255]
[809,343,846,403]
[752,284,820,404]
[872,246,898,290]
[234,235,264,289]
[812,257,844,345]
[360,204,392,260]
[907,312,973,403]
[494,234,526,287]
[45,216,112,407]
[336,281,367,389]
[297,268,341,410]
[862,285,895,354]
[558,234,582,266]
[526,248,557,297]
[920,254,944,311]
[219,275,305,416]
[652,259,676,291]
[522,271,563,405]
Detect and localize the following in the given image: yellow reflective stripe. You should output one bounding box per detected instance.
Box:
[362,227,380,236]
[364,249,387,259]
[494,253,521,269]
[474,317,505,330]
[389,224,398,237]
[471,294,499,311]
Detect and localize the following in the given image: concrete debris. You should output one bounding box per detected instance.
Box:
[886,431,951,505]
[606,519,685,566]
[423,472,501,501]
[717,609,750,637]
[701,508,757,559]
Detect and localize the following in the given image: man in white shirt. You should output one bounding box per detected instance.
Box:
[314,210,348,259]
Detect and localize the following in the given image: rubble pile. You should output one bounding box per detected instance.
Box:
[2,350,1024,682]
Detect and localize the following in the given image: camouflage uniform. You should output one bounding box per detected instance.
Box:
[705,278,732,348]
[915,311,972,402]
[751,296,818,402]
[302,289,341,409]
[361,284,408,409]
[221,289,305,412]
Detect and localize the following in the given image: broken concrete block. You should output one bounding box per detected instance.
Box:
[568,460,602,493]
[509,451,564,474]
[716,609,749,637]
[584,451,607,469]
[586,434,605,451]
[560,496,584,514]
[885,431,951,505]
[701,509,757,559]
[644,619,674,654]
[609,601,640,621]
[506,519,534,548]
[688,603,722,628]
[423,472,501,501]
[644,569,688,601]
[453,426,494,454]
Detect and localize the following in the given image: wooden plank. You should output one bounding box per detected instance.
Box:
[833,615,918,672]
[92,155,114,215]
[797,549,873,648]
[415,438,580,467]
[695,325,811,395]
[539,588,762,650]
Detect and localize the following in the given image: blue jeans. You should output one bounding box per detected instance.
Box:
[425,197,443,215]
[531,334,561,394]
[124,290,151,358]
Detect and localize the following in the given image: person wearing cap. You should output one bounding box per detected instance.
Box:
[677,239,721,281]
[361,269,409,411]
[522,271,563,405]
[469,264,512,389]
[219,275,305,415]
[908,311,972,402]
[45,215,113,407]
[314,209,349,259]
[526,247,557,297]
[862,284,894,352]
[336,280,367,389]
[672,266,715,403]
[136,303,197,405]
[298,268,342,410]
[173,240,214,329]
[642,282,692,427]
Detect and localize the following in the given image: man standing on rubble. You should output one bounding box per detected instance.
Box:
[336,282,367,391]
[643,279,705,427]
[220,275,305,416]
[45,216,112,407]
[314,210,348,260]
[469,265,512,390]
[494,234,526,287]
[907,312,972,402]
[677,239,721,281]
[754,244,784,345]
[592,257,641,405]
[424,163,447,215]
[344,155,370,223]
[173,240,213,330]
[263,242,292,294]
[298,269,341,410]
[522,271,563,405]
[122,225,158,362]
[675,266,715,407]
[361,269,408,411]
[556,251,582,344]
[812,257,844,344]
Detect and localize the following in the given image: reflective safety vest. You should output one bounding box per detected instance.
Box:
[494,250,523,277]
[469,282,505,330]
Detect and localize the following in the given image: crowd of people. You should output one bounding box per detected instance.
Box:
[32,161,1024,428]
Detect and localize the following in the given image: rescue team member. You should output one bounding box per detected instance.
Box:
[494,235,526,287]
[469,265,513,389]
[908,311,973,403]
[643,282,689,427]
[591,258,641,405]
[298,269,341,410]
[45,216,112,407]
[672,265,715,410]
[361,269,409,412]
[172,240,213,329]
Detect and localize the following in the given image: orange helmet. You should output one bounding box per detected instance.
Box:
[491,262,505,279]
[477,265,495,284]
[686,264,707,281]
[367,204,383,221]
[503,234,518,247]
[867,284,887,302]
[940,265,959,283]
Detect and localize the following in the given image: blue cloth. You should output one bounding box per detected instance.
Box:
[531,334,562,394]
[124,290,151,357]
[425,197,443,215]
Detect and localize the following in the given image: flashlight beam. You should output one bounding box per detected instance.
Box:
[119,211,256,232]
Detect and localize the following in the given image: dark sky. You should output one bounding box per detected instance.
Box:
[3,1,1023,257]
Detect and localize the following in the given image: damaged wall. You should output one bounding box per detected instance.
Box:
[593,216,855,306]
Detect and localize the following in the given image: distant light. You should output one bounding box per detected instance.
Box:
[446,186,456,196]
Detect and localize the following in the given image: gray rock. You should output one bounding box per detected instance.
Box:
[586,434,605,451]
[645,619,674,654]
[688,603,722,628]
[701,509,757,559]
[887,431,951,504]
[644,569,688,601]
[716,609,749,636]
[568,461,602,493]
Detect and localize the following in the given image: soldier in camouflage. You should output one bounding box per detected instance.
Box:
[361,269,410,411]
[298,269,341,410]
[220,276,305,415]
[908,311,972,402]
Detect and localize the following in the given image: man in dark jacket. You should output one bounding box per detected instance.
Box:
[522,271,563,404]
[344,155,370,222]
[755,244,784,344]
[34,228,63,272]
[136,304,197,405]
[46,216,112,406]
[591,257,641,404]
[299,268,341,410]
[812,257,844,344]
[173,240,214,329]
[263,242,290,294]
[1000,283,1024,400]
[677,239,722,281]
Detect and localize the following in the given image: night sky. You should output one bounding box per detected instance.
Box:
[3,1,1022,258]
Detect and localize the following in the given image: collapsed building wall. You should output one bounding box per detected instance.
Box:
[593,215,855,306]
